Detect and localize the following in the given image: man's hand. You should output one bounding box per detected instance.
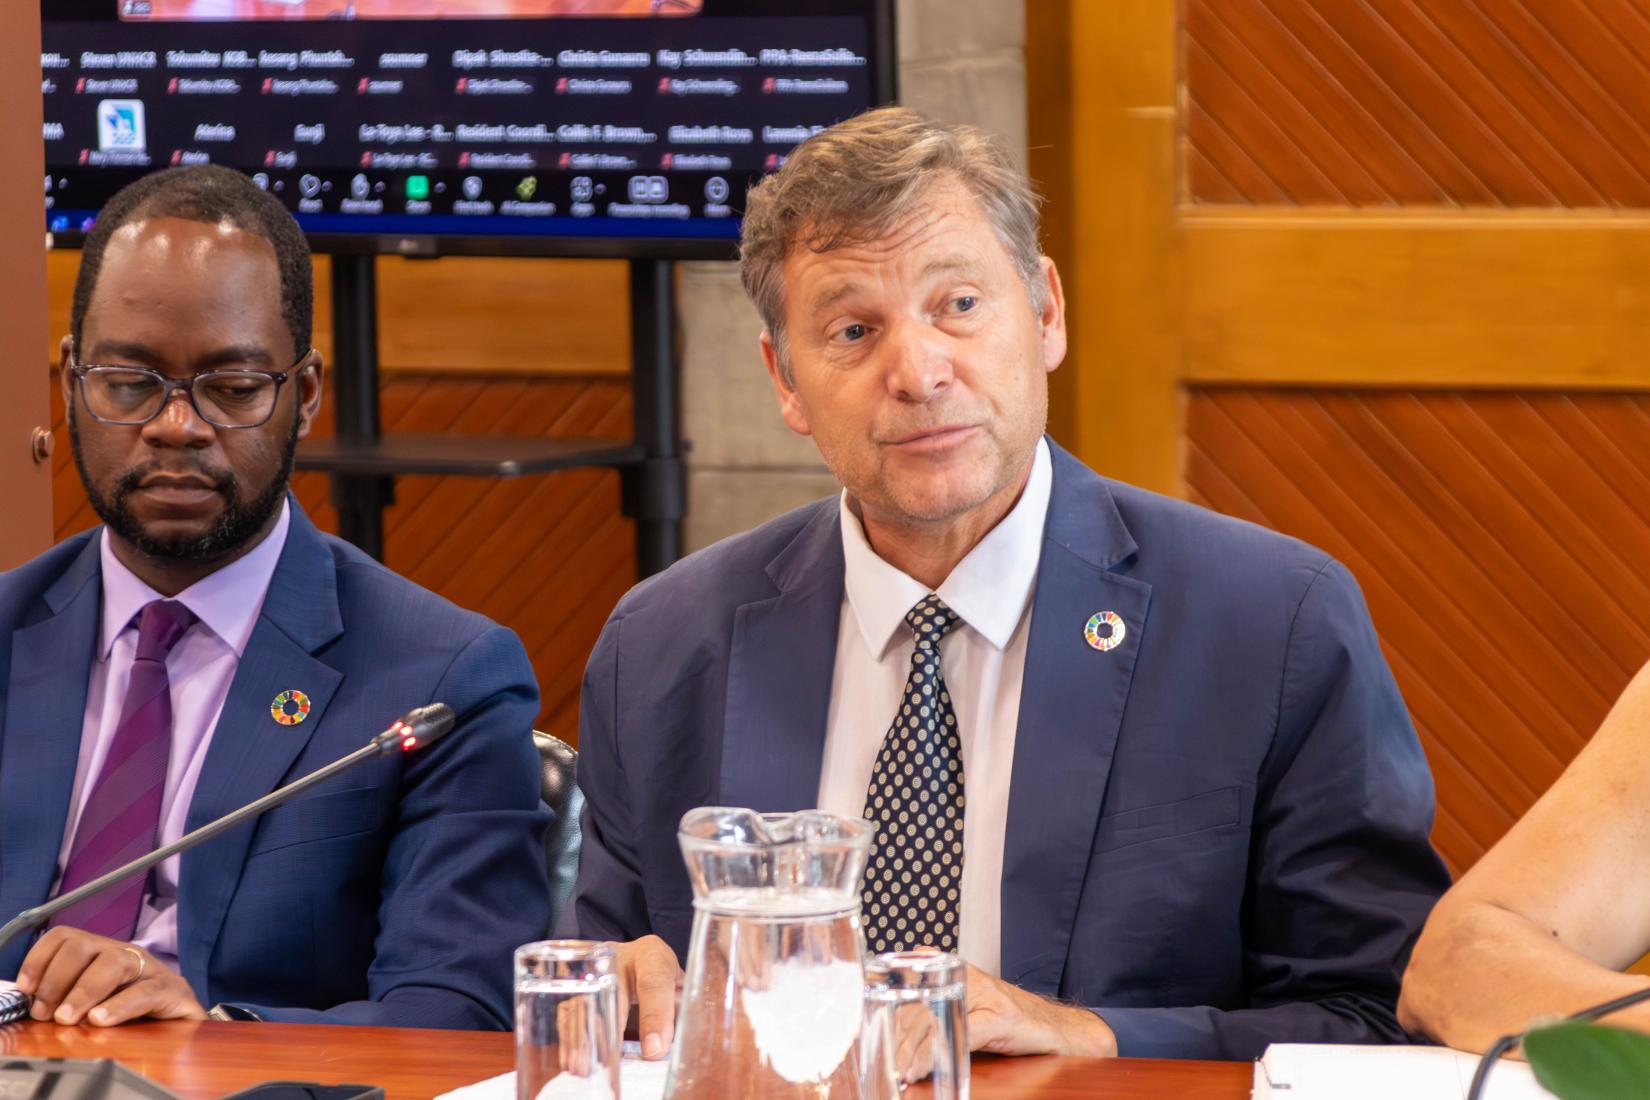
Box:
[893,961,1116,1082]
[611,935,681,1060]
[965,963,1115,1058]
[14,928,205,1027]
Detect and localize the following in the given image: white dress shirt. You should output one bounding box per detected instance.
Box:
[817,438,1052,976]
[54,502,290,969]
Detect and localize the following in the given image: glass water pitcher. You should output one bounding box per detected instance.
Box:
[663,807,891,1099]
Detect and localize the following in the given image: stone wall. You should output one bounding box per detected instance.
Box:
[678,0,1027,552]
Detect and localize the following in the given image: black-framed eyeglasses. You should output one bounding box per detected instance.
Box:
[69,350,313,430]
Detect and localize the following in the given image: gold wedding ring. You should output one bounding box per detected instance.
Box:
[122,946,146,985]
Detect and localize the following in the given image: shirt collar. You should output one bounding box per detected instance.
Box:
[98,499,292,660]
[839,437,1052,658]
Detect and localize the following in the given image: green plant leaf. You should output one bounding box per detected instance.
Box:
[1524,1020,1650,1100]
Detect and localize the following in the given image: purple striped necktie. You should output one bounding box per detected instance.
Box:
[49,599,195,940]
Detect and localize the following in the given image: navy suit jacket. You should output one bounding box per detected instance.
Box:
[0,504,551,1029]
[562,441,1450,1060]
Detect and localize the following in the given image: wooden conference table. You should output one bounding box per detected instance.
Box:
[0,1019,1252,1099]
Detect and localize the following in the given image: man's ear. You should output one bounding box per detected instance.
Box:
[1037,257,1068,375]
[295,350,324,440]
[760,329,812,438]
[58,335,75,410]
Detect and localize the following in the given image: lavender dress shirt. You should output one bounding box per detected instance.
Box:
[51,502,291,970]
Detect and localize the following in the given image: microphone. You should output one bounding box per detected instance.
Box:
[0,703,456,968]
[1466,983,1650,1100]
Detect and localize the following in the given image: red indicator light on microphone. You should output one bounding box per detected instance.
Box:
[401,735,419,751]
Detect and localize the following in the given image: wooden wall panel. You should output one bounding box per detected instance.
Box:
[1181,208,1650,390]
[1184,0,1650,207]
[1026,0,1078,447]
[0,0,52,567]
[50,372,632,740]
[47,251,631,377]
[1185,388,1650,872]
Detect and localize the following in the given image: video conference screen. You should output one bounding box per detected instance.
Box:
[41,0,894,256]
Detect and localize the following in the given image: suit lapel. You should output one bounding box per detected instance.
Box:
[0,536,102,976]
[720,502,845,813]
[1000,444,1152,993]
[176,504,344,997]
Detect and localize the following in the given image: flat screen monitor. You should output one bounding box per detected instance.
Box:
[40,0,895,257]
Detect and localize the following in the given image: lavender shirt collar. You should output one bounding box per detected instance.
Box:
[97,500,292,660]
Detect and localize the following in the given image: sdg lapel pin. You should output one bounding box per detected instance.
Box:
[1084,611,1126,652]
[270,689,311,726]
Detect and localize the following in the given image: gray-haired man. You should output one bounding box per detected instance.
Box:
[561,107,1449,1066]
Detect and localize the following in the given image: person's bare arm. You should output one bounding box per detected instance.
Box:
[1400,661,1650,1051]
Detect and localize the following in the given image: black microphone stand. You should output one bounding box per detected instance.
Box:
[0,704,453,963]
[1466,984,1650,1100]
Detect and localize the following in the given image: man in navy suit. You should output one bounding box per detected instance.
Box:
[562,108,1451,1063]
[0,165,549,1029]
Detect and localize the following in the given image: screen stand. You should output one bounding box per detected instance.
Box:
[328,253,393,560]
[624,258,684,578]
[310,254,684,579]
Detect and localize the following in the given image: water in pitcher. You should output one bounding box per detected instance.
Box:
[664,809,888,1100]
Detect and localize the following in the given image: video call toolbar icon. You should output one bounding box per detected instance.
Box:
[627,175,668,203]
[462,175,483,200]
[97,99,146,152]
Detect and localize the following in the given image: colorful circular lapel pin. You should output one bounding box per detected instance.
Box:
[1084,611,1126,652]
[270,689,312,726]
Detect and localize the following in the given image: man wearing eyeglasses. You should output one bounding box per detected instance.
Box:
[0,165,551,1029]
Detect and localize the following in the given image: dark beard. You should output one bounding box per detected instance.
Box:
[70,407,298,563]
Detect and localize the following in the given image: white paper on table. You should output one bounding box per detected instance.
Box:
[1253,1044,1556,1100]
[436,1041,668,1100]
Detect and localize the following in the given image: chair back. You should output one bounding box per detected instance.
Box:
[533,731,584,930]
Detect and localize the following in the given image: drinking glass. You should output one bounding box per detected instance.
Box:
[862,951,968,1100]
[515,940,620,1100]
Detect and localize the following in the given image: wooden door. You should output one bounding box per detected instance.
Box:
[0,4,53,566]
[1034,2,1650,873]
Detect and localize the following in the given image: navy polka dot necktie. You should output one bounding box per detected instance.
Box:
[861,594,965,954]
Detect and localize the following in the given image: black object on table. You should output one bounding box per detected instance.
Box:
[0,1057,183,1099]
